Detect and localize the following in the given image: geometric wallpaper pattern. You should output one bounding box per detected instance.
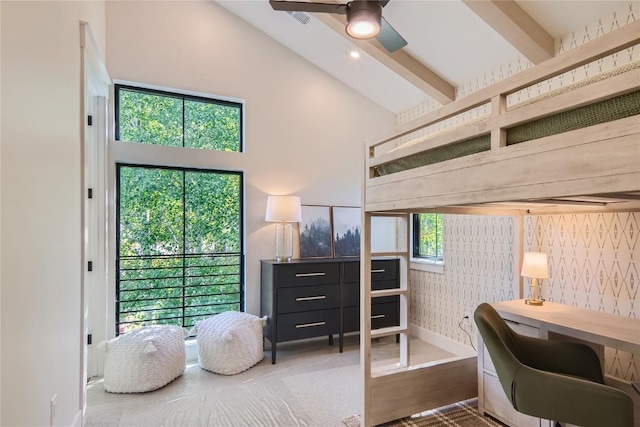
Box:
[526,213,639,382]
[411,213,638,382]
[410,215,517,348]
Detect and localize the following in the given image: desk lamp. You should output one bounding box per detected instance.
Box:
[265,195,301,262]
[521,252,549,306]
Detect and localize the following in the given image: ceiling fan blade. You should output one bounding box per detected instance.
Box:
[377,16,407,52]
[269,1,348,15]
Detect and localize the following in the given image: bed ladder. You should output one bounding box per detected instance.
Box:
[361,211,411,427]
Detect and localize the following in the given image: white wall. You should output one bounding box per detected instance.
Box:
[1,2,105,426]
[105,1,395,316]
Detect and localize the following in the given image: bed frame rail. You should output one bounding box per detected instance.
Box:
[365,21,640,213]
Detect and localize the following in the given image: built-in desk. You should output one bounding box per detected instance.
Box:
[478,299,640,427]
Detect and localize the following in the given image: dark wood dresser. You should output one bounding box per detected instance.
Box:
[260,257,399,363]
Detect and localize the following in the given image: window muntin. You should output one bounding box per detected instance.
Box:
[115,84,242,152]
[413,213,444,260]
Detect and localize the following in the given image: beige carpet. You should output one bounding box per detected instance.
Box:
[86,335,456,427]
[343,399,504,427]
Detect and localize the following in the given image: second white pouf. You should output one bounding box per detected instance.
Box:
[192,311,267,375]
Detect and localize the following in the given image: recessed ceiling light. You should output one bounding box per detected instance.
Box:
[349,50,361,60]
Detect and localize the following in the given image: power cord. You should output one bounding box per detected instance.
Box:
[458,316,476,351]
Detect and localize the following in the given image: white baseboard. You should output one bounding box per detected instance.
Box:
[409,324,477,358]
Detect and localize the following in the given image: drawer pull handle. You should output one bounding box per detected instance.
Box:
[371,314,386,319]
[295,296,326,301]
[295,272,326,277]
[295,321,326,329]
[372,269,386,273]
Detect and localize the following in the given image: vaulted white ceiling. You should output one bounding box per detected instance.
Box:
[217,0,630,113]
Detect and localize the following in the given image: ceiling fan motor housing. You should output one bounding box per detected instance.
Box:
[346,0,382,39]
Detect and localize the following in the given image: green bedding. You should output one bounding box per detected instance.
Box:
[374,90,640,177]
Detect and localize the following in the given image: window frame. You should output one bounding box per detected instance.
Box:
[411,213,445,273]
[114,83,244,152]
[115,163,245,334]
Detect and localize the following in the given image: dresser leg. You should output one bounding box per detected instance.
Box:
[328,334,334,346]
[271,342,277,364]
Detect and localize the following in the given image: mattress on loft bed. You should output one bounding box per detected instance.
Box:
[374,62,640,177]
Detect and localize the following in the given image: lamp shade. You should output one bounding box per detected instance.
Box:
[521,252,549,279]
[265,195,302,223]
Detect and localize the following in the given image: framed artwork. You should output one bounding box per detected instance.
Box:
[332,206,361,258]
[299,205,333,258]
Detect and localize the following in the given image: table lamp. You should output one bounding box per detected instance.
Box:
[265,195,302,262]
[521,251,549,306]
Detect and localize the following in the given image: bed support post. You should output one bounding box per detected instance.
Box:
[517,213,525,299]
[491,95,507,150]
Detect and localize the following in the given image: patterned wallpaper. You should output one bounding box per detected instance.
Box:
[525,213,638,382]
[405,3,639,381]
[410,215,517,348]
[411,212,638,381]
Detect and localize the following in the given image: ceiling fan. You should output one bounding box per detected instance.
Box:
[269,0,408,52]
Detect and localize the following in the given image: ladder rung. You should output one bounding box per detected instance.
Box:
[371,325,407,338]
[371,289,407,298]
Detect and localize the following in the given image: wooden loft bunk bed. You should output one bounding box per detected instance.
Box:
[359,21,640,427]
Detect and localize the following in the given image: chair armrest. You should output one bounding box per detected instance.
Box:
[515,334,604,383]
[514,367,634,427]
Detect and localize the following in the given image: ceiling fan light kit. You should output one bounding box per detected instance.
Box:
[269,0,407,52]
[345,1,381,39]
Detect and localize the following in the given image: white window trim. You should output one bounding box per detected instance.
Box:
[410,257,445,274]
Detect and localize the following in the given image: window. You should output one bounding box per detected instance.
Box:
[413,213,444,261]
[115,84,243,152]
[113,84,245,334]
[116,165,243,333]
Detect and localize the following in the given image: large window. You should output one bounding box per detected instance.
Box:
[115,84,243,152]
[114,84,245,334]
[116,165,243,333]
[413,213,444,261]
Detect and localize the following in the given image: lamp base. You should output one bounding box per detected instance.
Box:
[525,298,544,306]
[274,256,293,263]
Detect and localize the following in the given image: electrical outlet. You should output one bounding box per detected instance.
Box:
[461,313,472,327]
[50,394,57,427]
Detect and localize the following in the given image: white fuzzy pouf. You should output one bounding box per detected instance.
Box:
[191,311,267,375]
[101,325,187,393]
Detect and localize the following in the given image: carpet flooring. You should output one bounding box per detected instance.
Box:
[343,399,505,427]
[86,335,457,427]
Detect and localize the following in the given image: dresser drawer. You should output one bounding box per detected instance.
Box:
[371,259,398,282]
[274,263,340,287]
[277,309,339,342]
[343,301,399,332]
[483,372,541,427]
[371,301,398,329]
[343,306,359,333]
[344,259,398,283]
[277,284,339,314]
[372,279,399,291]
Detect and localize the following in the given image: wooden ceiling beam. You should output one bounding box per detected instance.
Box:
[312,13,456,104]
[463,0,554,64]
